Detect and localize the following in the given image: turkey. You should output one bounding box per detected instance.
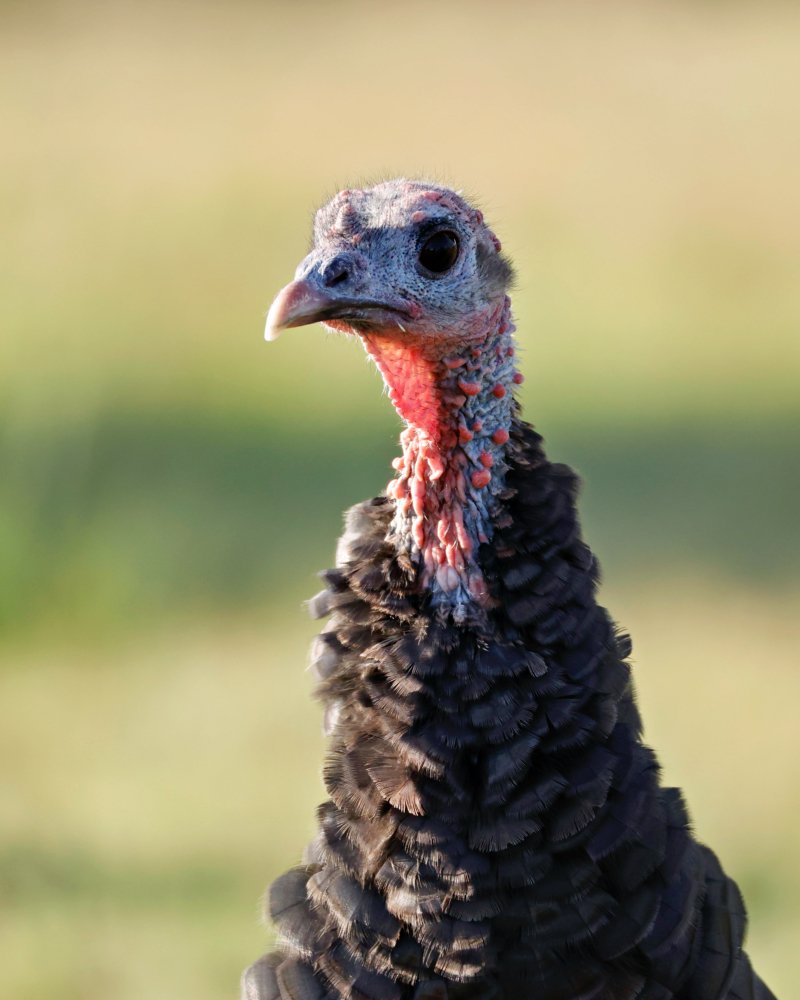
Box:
[242,180,775,1000]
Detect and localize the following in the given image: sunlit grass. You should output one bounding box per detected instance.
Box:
[0,618,322,1000]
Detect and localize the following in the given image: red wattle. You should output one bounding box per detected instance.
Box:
[360,296,515,604]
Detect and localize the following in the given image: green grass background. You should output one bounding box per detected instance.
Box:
[1,2,798,996]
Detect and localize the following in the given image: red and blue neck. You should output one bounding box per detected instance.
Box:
[360,295,521,618]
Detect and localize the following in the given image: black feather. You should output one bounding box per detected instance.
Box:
[241,953,282,1000]
[243,413,776,1000]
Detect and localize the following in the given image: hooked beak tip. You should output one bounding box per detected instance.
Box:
[263,314,282,342]
[263,279,333,343]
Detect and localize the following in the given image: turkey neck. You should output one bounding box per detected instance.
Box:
[360,295,520,616]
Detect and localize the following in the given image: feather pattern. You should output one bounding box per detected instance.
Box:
[242,421,776,1000]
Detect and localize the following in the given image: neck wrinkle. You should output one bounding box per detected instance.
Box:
[360,296,519,619]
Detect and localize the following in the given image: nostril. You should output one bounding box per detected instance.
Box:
[322,257,351,288]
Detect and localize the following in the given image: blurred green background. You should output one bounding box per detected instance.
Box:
[1,1,799,997]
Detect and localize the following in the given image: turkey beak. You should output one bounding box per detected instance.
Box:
[264,279,339,342]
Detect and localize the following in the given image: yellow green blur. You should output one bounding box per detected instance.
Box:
[1,2,798,997]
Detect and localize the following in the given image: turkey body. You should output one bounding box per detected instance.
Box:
[242,421,775,1000]
[244,179,775,1000]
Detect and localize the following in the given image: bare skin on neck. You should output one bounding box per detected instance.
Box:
[360,296,519,609]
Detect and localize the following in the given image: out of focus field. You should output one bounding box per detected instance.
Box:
[1,2,798,997]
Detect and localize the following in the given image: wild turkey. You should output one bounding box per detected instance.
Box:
[242,180,776,1000]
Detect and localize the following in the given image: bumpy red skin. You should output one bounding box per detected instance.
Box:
[359,296,518,606]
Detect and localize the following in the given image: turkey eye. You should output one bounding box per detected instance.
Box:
[418,231,459,274]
